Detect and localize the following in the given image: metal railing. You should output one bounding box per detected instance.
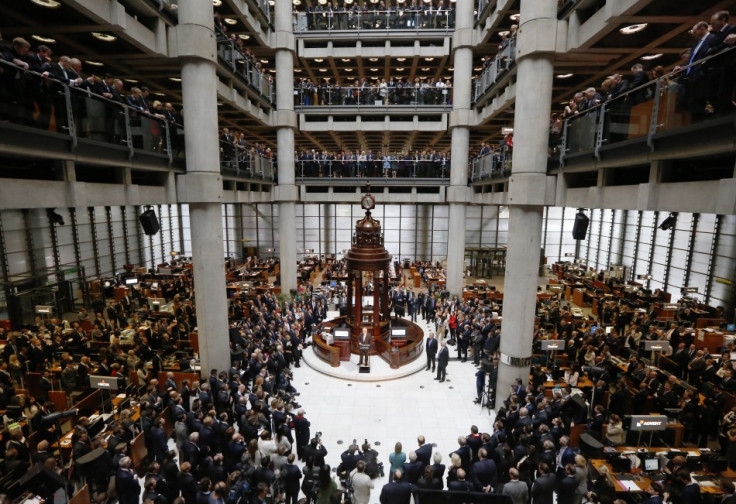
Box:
[293,8,455,32]
[0,59,181,165]
[294,85,452,108]
[470,148,512,181]
[473,37,516,102]
[295,157,449,178]
[216,28,275,104]
[219,140,276,181]
[556,45,736,167]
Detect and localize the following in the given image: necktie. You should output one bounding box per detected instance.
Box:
[687,39,705,75]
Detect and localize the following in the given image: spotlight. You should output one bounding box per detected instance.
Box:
[46,208,64,226]
[658,213,676,231]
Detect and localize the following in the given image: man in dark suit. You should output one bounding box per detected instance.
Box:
[556,436,575,476]
[358,327,371,366]
[425,332,438,371]
[679,470,701,504]
[149,417,169,463]
[531,462,556,504]
[181,433,201,472]
[556,464,579,504]
[291,409,311,461]
[280,453,302,504]
[469,448,497,491]
[116,456,141,504]
[177,462,198,504]
[415,435,432,469]
[402,452,423,484]
[435,340,449,382]
[448,468,474,492]
[379,470,415,504]
[682,21,716,120]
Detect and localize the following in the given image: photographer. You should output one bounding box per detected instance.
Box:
[349,460,374,504]
[303,434,328,467]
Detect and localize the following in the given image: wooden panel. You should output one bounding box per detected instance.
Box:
[70,485,90,504]
[48,390,68,413]
[189,332,199,354]
[130,431,148,471]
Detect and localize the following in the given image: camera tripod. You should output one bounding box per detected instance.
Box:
[480,377,496,414]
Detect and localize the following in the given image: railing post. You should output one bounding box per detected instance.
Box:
[559,118,569,169]
[164,121,173,166]
[63,87,78,150]
[122,107,134,160]
[594,106,605,161]
[647,78,663,152]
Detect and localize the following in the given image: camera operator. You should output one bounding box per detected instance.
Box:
[348,460,374,504]
[303,433,328,467]
[360,440,383,479]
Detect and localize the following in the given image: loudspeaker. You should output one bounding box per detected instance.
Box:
[139,208,160,235]
[572,211,589,240]
[75,447,113,478]
[18,464,65,499]
[579,433,604,459]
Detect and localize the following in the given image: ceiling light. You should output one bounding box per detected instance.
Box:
[371,76,378,80]
[498,30,509,37]
[269,0,274,5]
[293,0,301,4]
[370,68,378,71]
[318,68,327,72]
[396,57,406,62]
[124,78,139,83]
[213,0,222,5]
[314,58,324,62]
[397,0,405,3]
[369,58,379,62]
[154,92,166,96]
[260,59,268,64]
[31,0,61,7]
[421,67,430,71]
[294,69,302,73]
[269,69,276,73]
[556,73,573,79]
[92,32,117,42]
[344,68,353,72]
[224,18,237,25]
[341,58,351,62]
[85,60,104,66]
[345,0,353,4]
[620,23,648,35]
[169,77,182,82]
[32,35,56,44]
[396,67,405,71]
[424,57,434,62]
[319,0,327,4]
[473,67,482,71]
[641,53,663,61]
[370,0,379,3]
[238,34,251,40]
[510,13,520,21]
[448,67,454,71]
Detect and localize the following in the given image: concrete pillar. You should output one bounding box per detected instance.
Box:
[496,0,557,405]
[176,0,230,373]
[446,0,474,295]
[274,0,298,294]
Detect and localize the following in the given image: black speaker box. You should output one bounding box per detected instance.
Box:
[75,447,113,478]
[579,433,604,459]
[572,212,589,240]
[139,208,160,235]
[18,464,65,499]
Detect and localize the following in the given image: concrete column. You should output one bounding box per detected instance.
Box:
[176,0,230,373]
[274,0,298,294]
[446,0,474,295]
[496,0,557,405]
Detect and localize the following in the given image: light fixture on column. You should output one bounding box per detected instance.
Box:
[46,208,64,226]
[658,213,676,231]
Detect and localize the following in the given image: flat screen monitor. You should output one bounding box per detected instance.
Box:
[643,340,670,352]
[727,323,736,332]
[644,458,659,472]
[330,280,337,287]
[333,329,350,340]
[89,375,121,391]
[540,340,564,350]
[151,282,159,290]
[124,277,138,285]
[391,328,407,339]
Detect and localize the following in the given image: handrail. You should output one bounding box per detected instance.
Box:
[293,8,455,32]
[473,37,516,103]
[215,27,275,104]
[469,147,512,182]
[294,84,452,108]
[219,139,276,181]
[295,156,449,178]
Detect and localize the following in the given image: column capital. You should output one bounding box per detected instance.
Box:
[515,17,559,59]
[271,31,296,53]
[273,110,298,129]
[169,24,217,62]
[273,184,299,203]
[449,109,474,129]
[176,173,223,203]
[452,28,476,50]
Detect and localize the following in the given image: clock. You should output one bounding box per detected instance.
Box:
[361,194,375,210]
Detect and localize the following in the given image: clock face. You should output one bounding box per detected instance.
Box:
[361,195,375,210]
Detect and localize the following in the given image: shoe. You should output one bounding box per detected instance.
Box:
[434,377,440,380]
[425,367,430,371]
[432,368,435,372]
[439,379,445,383]
[473,399,481,404]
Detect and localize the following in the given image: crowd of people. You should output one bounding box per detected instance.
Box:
[294,0,456,31]
[294,148,449,177]
[295,77,452,107]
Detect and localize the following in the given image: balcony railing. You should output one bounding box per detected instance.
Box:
[293,9,454,32]
[219,139,276,181]
[0,59,182,166]
[294,85,452,109]
[473,37,516,103]
[555,45,736,168]
[296,157,448,178]
[216,29,275,104]
[469,148,511,182]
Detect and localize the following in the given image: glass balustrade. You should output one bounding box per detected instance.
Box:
[293,9,454,32]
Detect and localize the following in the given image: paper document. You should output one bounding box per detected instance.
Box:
[617,481,641,492]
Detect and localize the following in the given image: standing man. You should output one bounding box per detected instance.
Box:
[351,460,375,504]
[280,453,302,504]
[425,332,438,372]
[358,327,372,366]
[435,340,449,383]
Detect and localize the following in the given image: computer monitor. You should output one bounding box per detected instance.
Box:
[151,282,159,290]
[610,457,631,473]
[330,280,337,287]
[125,277,138,285]
[644,458,659,472]
[333,328,350,340]
[391,328,407,339]
[727,323,736,332]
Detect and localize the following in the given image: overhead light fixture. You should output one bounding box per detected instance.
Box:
[556,73,574,79]
[341,58,351,62]
[369,57,379,62]
[293,0,301,4]
[641,53,663,61]
[370,68,378,71]
[124,78,139,83]
[658,213,676,231]
[318,68,327,72]
[344,68,353,72]
[620,23,648,35]
[224,18,237,25]
[92,32,117,42]
[268,0,274,5]
[86,60,104,66]
[501,127,514,135]
[498,30,510,37]
[154,92,166,96]
[370,76,379,80]
[510,13,520,21]
[31,0,61,7]
[32,35,56,44]
[260,59,269,64]
[213,0,222,5]
[396,57,406,62]
[314,58,324,62]
[396,67,405,71]
[238,34,251,40]
[448,67,454,71]
[421,67,430,71]
[294,69,302,73]
[169,77,182,82]
[345,0,353,4]
[269,69,276,73]
[319,0,327,4]
[424,57,434,62]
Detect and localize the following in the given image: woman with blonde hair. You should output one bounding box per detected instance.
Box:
[573,454,588,504]
[605,413,625,446]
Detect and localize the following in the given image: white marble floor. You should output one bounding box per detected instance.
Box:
[294,312,497,501]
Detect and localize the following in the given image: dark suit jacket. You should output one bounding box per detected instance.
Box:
[402,460,424,483]
[426,338,438,356]
[116,468,141,504]
[470,458,497,490]
[416,444,432,468]
[280,463,302,494]
[438,347,449,368]
[531,473,556,504]
[178,471,198,504]
[556,475,578,504]
[380,481,415,504]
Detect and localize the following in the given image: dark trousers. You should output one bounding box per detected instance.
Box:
[426,353,436,371]
[436,365,446,381]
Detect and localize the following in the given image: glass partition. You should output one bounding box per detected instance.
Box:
[293,8,454,32]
